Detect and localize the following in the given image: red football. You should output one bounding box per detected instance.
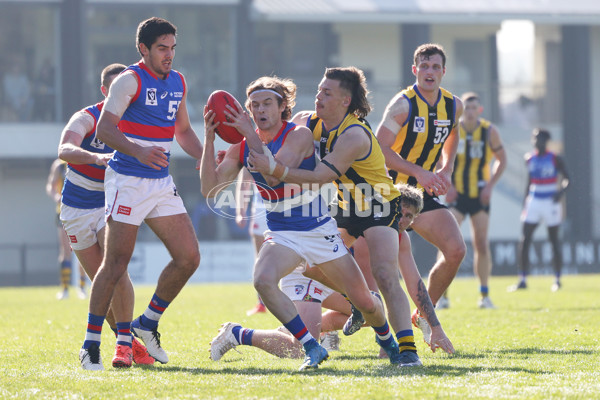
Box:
[206,90,244,144]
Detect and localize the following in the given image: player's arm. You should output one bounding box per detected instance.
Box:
[249,125,369,185]
[290,110,312,127]
[376,95,442,196]
[553,155,570,202]
[247,125,317,187]
[174,75,203,168]
[435,97,464,195]
[522,154,532,206]
[200,106,243,198]
[397,232,454,354]
[58,111,111,167]
[97,72,168,170]
[480,124,507,204]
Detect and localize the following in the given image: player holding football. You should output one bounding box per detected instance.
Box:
[248,67,454,362]
[201,75,405,370]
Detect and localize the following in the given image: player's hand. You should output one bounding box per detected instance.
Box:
[136,146,168,170]
[95,153,112,168]
[415,169,444,196]
[480,184,493,205]
[203,106,219,143]
[223,104,255,137]
[434,170,452,195]
[429,326,455,354]
[247,149,270,174]
[215,150,226,165]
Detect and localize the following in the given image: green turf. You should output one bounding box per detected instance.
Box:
[0,275,599,399]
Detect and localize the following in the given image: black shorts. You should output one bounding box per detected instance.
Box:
[449,193,489,216]
[406,191,446,232]
[421,191,448,213]
[332,196,401,239]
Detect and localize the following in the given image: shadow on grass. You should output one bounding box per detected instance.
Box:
[495,347,594,356]
[150,360,543,378]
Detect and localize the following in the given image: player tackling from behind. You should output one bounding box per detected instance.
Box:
[248,67,454,362]
[201,75,406,370]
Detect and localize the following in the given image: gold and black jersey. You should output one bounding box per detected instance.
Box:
[308,113,400,213]
[390,84,457,189]
[453,118,493,198]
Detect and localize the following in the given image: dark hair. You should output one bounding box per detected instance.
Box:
[413,43,447,68]
[245,76,297,121]
[101,63,126,88]
[461,91,480,103]
[324,67,371,118]
[136,17,177,56]
[533,128,551,141]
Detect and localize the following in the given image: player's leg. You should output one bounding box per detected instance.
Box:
[210,300,322,361]
[513,222,537,290]
[57,225,72,299]
[469,211,495,308]
[128,213,199,364]
[81,219,138,370]
[548,224,562,291]
[351,236,379,291]
[411,208,466,305]
[253,241,327,370]
[436,207,465,309]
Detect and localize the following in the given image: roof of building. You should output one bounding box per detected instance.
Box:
[252,0,600,24]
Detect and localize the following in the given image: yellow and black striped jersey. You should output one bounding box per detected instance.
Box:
[453,118,493,198]
[308,113,400,212]
[389,84,457,189]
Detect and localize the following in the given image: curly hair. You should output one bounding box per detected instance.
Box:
[245,76,297,121]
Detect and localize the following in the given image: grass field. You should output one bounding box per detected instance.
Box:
[1,274,599,399]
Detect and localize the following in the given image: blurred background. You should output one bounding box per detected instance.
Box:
[1,0,599,286]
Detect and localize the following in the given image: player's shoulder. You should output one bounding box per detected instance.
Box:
[291,110,312,126]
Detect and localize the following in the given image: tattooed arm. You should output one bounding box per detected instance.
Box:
[398,232,455,354]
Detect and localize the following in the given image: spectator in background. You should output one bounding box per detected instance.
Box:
[3,61,33,121]
[510,128,569,292]
[33,58,57,121]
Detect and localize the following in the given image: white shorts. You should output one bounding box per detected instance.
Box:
[264,218,347,268]
[104,167,187,226]
[521,195,562,227]
[280,268,335,303]
[60,204,105,251]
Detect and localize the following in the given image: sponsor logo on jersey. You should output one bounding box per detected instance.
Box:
[160,91,169,99]
[145,88,158,106]
[117,205,131,216]
[314,287,323,295]
[173,91,183,98]
[69,235,78,243]
[413,117,425,133]
[294,285,304,295]
[434,119,451,126]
